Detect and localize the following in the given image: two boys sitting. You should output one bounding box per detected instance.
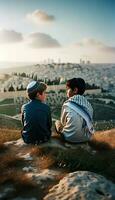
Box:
[21,78,94,145]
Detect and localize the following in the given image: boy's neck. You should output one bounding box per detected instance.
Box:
[35,97,44,103]
[34,97,41,101]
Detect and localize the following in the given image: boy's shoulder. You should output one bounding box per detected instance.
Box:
[21,100,50,112]
[21,101,30,111]
[41,102,51,111]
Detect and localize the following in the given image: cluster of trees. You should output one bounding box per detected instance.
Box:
[13,72,27,78]
[13,72,100,89]
[44,78,60,85]
[4,82,101,92]
[13,72,61,84]
[85,83,100,90]
[4,84,26,92]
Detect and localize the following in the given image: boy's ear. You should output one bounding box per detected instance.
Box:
[36,92,41,98]
[73,88,78,94]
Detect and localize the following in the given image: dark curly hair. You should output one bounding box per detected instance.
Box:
[66,78,86,95]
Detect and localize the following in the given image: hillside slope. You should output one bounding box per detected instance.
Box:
[0,114,22,129]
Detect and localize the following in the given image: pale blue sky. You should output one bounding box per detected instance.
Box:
[0,0,115,63]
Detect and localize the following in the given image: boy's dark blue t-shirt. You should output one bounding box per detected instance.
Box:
[21,99,52,144]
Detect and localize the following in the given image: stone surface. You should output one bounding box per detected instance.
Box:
[22,166,36,173]
[2,133,114,200]
[4,138,26,147]
[12,137,95,153]
[19,152,33,161]
[27,169,60,187]
[4,140,17,146]
[44,171,115,200]
[12,198,37,200]
[14,138,27,147]
[0,186,15,199]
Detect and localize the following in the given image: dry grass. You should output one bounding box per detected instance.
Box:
[0,128,20,143]
[35,145,115,182]
[0,170,38,199]
[0,152,40,199]
[90,128,115,150]
[0,143,8,153]
[0,128,62,199]
[37,155,55,169]
[0,153,26,176]
[0,128,39,196]
[30,146,55,169]
[29,129,115,183]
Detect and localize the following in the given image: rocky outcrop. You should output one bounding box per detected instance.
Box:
[44,171,115,200]
[2,132,115,200]
[5,137,96,154]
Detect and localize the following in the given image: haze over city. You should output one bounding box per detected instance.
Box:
[0,0,115,66]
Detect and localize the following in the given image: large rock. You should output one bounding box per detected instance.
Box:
[5,137,94,153]
[44,171,115,200]
[27,169,60,187]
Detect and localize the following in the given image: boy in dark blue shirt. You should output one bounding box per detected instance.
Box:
[21,81,52,144]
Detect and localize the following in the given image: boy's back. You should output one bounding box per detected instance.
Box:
[55,78,94,143]
[21,81,52,144]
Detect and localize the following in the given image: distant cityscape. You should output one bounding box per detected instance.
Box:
[0,62,115,96]
[0,62,115,131]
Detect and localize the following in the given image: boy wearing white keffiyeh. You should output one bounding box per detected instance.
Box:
[55,78,95,143]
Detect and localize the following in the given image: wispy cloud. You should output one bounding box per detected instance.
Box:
[75,38,115,54]
[26,10,55,25]
[0,29,23,44]
[26,32,61,48]
[76,38,104,48]
[101,46,115,54]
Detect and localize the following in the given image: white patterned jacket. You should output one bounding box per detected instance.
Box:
[60,95,94,143]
